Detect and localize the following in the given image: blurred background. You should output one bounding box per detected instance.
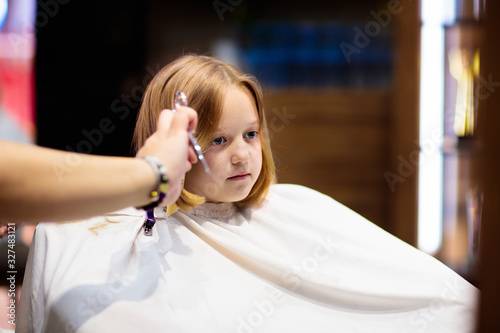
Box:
[1,0,499,331]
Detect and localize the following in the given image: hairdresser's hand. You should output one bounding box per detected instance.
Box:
[137,106,198,205]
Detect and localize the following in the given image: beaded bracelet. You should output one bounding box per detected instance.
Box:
[138,156,169,211]
[138,156,169,236]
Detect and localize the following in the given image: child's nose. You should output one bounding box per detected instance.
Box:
[230,139,249,164]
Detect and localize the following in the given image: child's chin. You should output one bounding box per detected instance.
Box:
[220,191,251,204]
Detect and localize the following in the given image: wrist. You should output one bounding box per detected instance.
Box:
[136,156,169,210]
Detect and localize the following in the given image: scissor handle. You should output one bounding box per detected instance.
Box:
[174,91,188,108]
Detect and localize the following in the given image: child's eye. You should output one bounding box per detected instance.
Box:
[212,137,227,146]
[244,131,259,139]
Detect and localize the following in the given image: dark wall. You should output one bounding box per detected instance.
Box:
[35,0,386,157]
[36,0,147,156]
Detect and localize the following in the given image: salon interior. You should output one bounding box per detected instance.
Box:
[0,0,499,331]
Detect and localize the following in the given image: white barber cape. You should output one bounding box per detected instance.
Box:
[17,184,478,333]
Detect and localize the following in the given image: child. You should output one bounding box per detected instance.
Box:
[17,55,478,333]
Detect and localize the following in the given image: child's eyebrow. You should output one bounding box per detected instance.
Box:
[213,128,229,137]
[246,120,260,128]
[214,121,259,135]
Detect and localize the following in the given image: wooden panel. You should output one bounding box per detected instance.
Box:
[476,0,500,331]
[264,89,390,229]
[388,0,420,246]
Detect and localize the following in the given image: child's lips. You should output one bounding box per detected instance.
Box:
[227,173,250,181]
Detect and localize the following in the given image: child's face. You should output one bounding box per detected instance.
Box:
[184,86,263,203]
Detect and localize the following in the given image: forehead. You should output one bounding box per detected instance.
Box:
[217,86,259,128]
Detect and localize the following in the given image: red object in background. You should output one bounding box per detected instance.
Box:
[0,32,36,140]
[0,59,35,138]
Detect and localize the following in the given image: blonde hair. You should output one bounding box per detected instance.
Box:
[133,54,275,212]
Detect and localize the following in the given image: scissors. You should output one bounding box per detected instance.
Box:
[174,91,210,174]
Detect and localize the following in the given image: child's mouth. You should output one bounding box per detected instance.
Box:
[227,173,250,181]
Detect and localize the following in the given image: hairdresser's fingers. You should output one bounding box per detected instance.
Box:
[187,144,197,164]
[155,109,175,134]
[136,111,174,160]
[166,106,199,165]
[185,159,193,173]
[156,108,198,162]
[171,107,199,165]
[153,109,198,161]
[170,106,198,133]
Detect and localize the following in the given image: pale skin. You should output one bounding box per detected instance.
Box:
[184,86,263,203]
[0,106,198,231]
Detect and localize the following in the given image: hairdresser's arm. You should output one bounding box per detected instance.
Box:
[0,107,197,225]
